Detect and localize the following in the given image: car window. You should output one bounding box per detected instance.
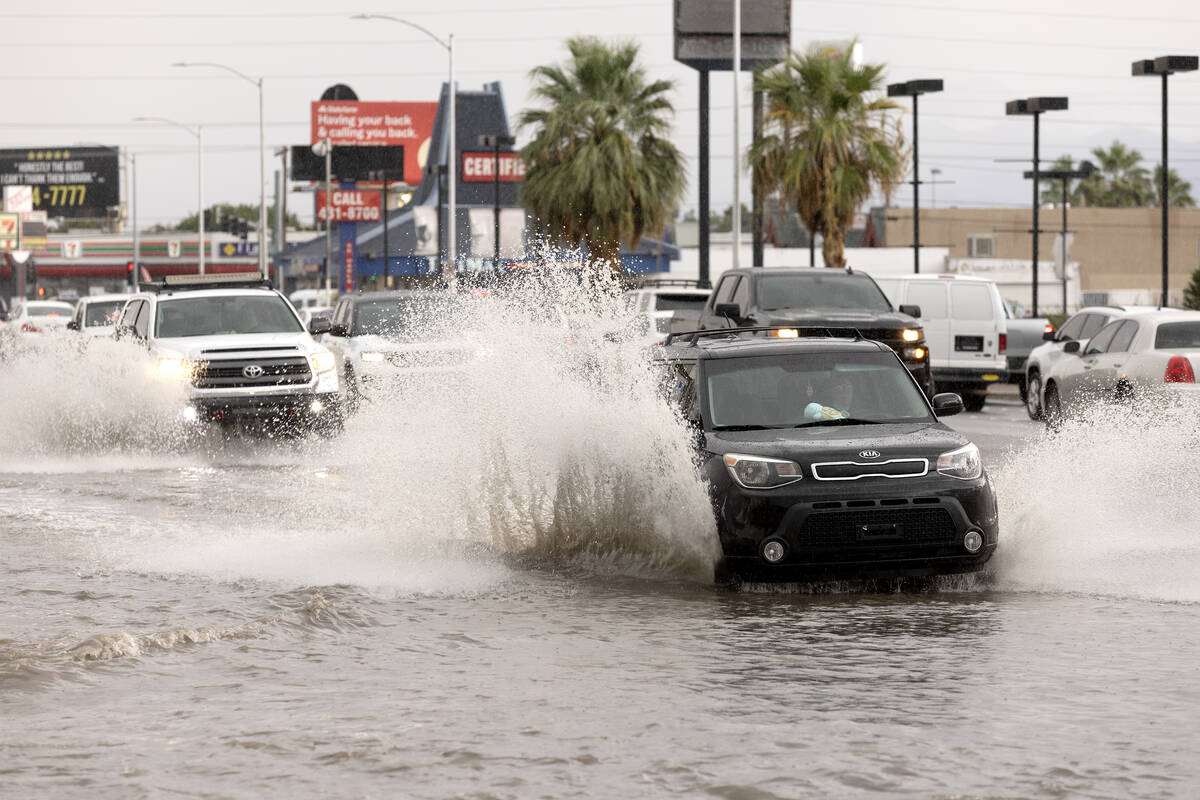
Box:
[1079,313,1110,339]
[84,300,125,327]
[1106,320,1138,353]
[352,295,456,339]
[1154,321,1200,349]
[654,293,708,313]
[950,283,994,321]
[905,283,948,320]
[1084,321,1121,355]
[133,301,151,339]
[731,277,750,311]
[757,274,892,312]
[1056,313,1089,341]
[712,276,739,305]
[154,295,303,337]
[116,301,138,328]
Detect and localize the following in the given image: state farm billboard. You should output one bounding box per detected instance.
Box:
[311,101,435,186]
[461,151,526,182]
[315,190,382,223]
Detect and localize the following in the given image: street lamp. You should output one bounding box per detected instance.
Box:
[1133,56,1199,307]
[352,13,455,280]
[479,134,516,267]
[172,61,267,283]
[1024,160,1094,313]
[1006,95,1068,316]
[134,116,204,274]
[312,138,333,294]
[888,79,944,273]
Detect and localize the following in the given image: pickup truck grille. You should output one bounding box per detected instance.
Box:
[193,355,312,389]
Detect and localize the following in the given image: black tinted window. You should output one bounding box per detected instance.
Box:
[352,295,455,338]
[713,276,739,304]
[757,274,891,312]
[1057,313,1089,341]
[1154,321,1200,349]
[1085,321,1120,354]
[654,294,708,313]
[1079,314,1110,339]
[1107,320,1138,353]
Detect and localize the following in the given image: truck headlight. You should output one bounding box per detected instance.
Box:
[360,351,385,363]
[902,328,921,342]
[156,357,191,380]
[937,443,982,480]
[310,349,336,373]
[723,453,803,489]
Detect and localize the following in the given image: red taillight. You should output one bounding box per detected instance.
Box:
[998,333,1007,352]
[1165,355,1195,383]
[1043,323,1055,335]
[20,322,41,333]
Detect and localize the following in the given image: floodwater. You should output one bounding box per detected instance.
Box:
[2,280,1199,798]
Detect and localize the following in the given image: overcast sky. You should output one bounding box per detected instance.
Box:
[5,0,1200,229]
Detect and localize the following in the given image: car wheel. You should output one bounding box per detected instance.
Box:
[963,392,987,412]
[1025,372,1044,420]
[1044,382,1063,428]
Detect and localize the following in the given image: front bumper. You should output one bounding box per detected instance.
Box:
[187,391,342,430]
[933,367,1008,388]
[709,466,999,581]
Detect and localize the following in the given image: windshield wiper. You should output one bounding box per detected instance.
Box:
[791,417,887,428]
[711,424,785,431]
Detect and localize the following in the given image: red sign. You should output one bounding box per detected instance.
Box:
[461,151,526,183]
[316,190,382,223]
[343,241,355,294]
[311,101,436,185]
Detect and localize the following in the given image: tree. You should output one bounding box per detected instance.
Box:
[748,43,905,268]
[174,203,304,233]
[1184,268,1200,310]
[1077,141,1153,208]
[1039,155,1085,206]
[518,37,686,270]
[1151,165,1196,208]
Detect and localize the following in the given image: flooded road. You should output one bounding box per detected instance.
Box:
[3,293,1200,798]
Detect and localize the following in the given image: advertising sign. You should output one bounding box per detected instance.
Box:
[0,212,18,250]
[0,147,120,218]
[315,190,382,223]
[461,151,526,183]
[311,101,435,185]
[4,185,33,212]
[343,241,355,293]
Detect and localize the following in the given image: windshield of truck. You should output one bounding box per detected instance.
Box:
[155,295,303,337]
[84,300,125,327]
[757,274,892,312]
[353,295,456,340]
[705,351,931,428]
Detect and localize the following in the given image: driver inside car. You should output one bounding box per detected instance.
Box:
[804,372,853,420]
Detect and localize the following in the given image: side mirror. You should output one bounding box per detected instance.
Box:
[1043,329,1056,341]
[1063,340,1081,354]
[307,316,332,335]
[898,304,922,319]
[328,322,349,337]
[931,392,964,417]
[66,320,80,331]
[714,302,741,322]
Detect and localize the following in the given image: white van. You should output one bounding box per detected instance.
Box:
[870,274,1007,411]
[289,288,338,310]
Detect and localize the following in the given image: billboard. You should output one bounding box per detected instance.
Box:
[0,147,120,218]
[291,144,406,184]
[315,190,382,223]
[461,151,526,183]
[311,101,435,186]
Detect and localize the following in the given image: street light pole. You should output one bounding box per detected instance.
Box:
[353,14,455,281]
[888,79,943,274]
[172,61,267,282]
[313,138,333,294]
[1006,96,1067,316]
[1023,160,1092,315]
[133,116,204,274]
[1133,56,1198,307]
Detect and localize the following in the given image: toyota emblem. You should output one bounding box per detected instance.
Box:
[242,364,265,379]
[858,450,881,459]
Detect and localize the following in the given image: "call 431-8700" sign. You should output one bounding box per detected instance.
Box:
[0,147,120,218]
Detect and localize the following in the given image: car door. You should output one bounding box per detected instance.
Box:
[903,281,949,369]
[701,275,740,329]
[1065,320,1122,408]
[948,282,1002,369]
[1089,320,1139,394]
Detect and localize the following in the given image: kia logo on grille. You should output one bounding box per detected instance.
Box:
[858,450,881,459]
[242,364,265,379]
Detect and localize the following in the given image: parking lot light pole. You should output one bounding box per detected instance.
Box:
[1024,160,1094,313]
[134,116,204,274]
[888,79,944,274]
[1006,96,1068,316]
[479,134,516,267]
[1133,56,1199,307]
[353,14,454,280]
[172,61,267,282]
[312,138,333,294]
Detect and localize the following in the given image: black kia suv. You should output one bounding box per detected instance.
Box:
[697,267,933,395]
[654,328,998,583]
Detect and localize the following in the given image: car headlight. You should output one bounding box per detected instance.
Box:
[905,346,927,360]
[723,453,803,489]
[156,357,191,380]
[310,349,336,373]
[937,443,982,480]
[902,328,922,342]
[360,351,386,363]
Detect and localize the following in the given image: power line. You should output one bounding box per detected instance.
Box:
[818,0,1200,25]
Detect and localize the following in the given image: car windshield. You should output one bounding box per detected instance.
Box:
[1154,321,1200,349]
[155,295,302,337]
[655,294,709,312]
[704,351,932,428]
[757,274,892,312]
[353,295,455,339]
[84,300,125,326]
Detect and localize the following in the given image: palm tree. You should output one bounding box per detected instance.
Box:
[1077,141,1153,207]
[1039,155,1084,206]
[1151,164,1196,207]
[518,37,686,270]
[748,43,905,268]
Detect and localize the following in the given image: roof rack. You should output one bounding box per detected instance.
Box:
[664,326,865,346]
[139,271,273,294]
[631,277,708,289]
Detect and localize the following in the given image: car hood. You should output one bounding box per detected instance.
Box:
[704,422,968,462]
[156,332,318,357]
[758,309,917,329]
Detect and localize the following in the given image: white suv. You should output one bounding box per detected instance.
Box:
[114,273,342,433]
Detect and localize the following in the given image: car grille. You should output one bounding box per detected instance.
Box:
[810,458,928,480]
[385,349,471,368]
[793,506,956,548]
[193,354,312,389]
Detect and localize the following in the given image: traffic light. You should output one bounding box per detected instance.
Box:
[36,286,45,298]
[127,261,136,288]
[203,209,213,229]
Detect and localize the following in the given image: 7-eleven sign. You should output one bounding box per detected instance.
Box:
[0,212,18,250]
